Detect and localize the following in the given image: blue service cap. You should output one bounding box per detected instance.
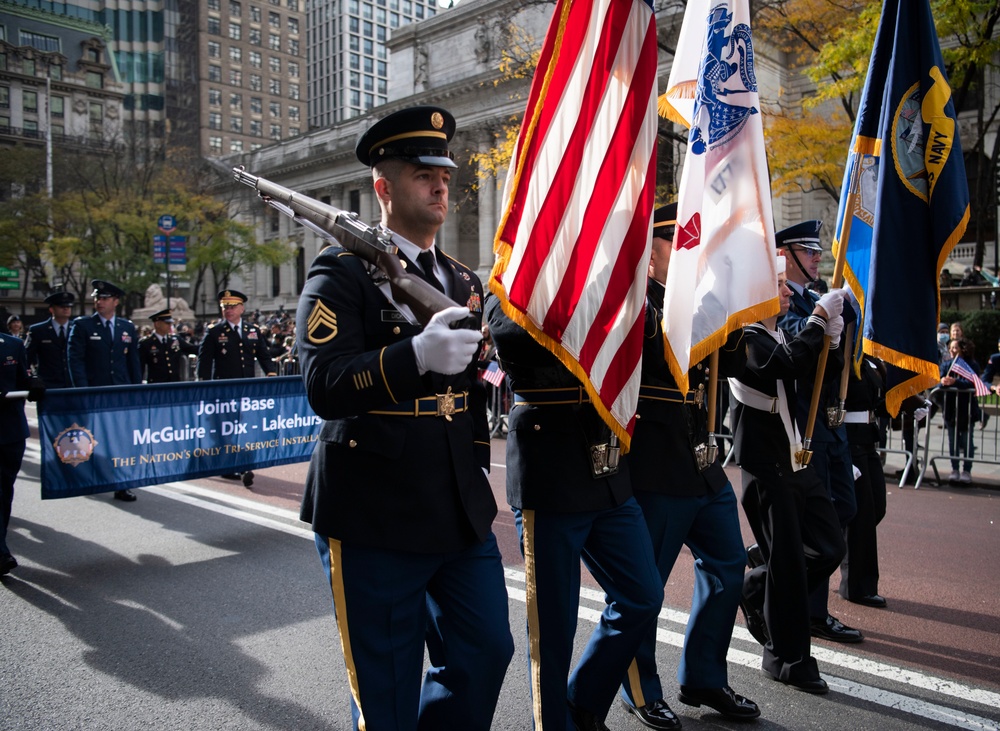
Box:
[90,279,125,298]
[775,220,823,252]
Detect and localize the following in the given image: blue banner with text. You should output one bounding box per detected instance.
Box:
[37,377,320,499]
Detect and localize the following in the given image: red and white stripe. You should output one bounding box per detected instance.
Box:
[489,0,658,446]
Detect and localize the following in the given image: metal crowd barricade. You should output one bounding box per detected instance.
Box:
[919,386,999,488]
[878,404,926,488]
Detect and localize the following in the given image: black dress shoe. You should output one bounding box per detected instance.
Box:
[678,685,760,720]
[0,554,17,576]
[113,489,137,502]
[738,597,770,646]
[569,702,612,731]
[810,614,863,643]
[620,698,680,730]
[764,670,829,694]
[849,594,887,608]
[241,471,255,488]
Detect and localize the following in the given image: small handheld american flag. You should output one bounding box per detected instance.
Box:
[949,356,990,397]
[481,361,506,388]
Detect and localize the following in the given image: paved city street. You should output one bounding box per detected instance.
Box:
[3,409,999,730]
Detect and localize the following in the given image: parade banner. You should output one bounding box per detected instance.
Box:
[37,376,321,499]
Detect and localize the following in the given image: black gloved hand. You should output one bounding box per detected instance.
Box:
[27,378,46,402]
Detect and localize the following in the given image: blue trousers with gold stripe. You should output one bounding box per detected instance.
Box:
[514,499,662,731]
[314,532,514,731]
[622,485,746,708]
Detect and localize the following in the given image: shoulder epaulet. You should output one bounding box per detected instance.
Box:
[440,250,471,271]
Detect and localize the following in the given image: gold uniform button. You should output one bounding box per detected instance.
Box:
[533,424,541,431]
[392,326,400,335]
[348,439,358,448]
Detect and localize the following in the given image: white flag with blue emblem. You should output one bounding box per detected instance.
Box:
[658,0,779,392]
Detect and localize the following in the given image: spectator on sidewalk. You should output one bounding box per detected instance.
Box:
[939,338,982,485]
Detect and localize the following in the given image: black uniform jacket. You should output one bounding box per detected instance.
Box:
[485,294,632,512]
[730,319,827,479]
[197,320,276,380]
[844,356,888,453]
[296,245,495,554]
[68,314,141,387]
[631,279,746,496]
[24,319,71,388]
[140,333,198,383]
[0,334,31,444]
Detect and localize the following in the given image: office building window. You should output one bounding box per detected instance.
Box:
[51,95,64,117]
[209,112,222,129]
[208,40,221,57]
[289,126,299,136]
[209,88,222,105]
[230,46,242,62]
[288,39,299,55]
[288,105,299,121]
[250,119,262,136]
[287,0,298,10]
[269,33,281,50]
[250,96,263,113]
[269,56,280,72]
[249,28,261,45]
[23,90,38,113]
[250,73,262,91]
[228,22,242,40]
[249,50,262,67]
[86,71,103,88]
[209,136,222,153]
[230,69,242,85]
[209,65,222,82]
[289,83,299,100]
[49,63,62,80]
[208,17,221,34]
[230,92,242,110]
[208,0,221,10]
[269,78,281,95]
[231,116,243,132]
[230,0,242,15]
[288,17,299,34]
[89,101,102,122]
[269,101,280,116]
[270,124,281,140]
[250,5,261,21]
[288,61,299,77]
[269,11,281,28]
[231,139,244,152]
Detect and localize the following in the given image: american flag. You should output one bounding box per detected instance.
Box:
[481,360,506,388]
[657,0,779,393]
[949,356,990,398]
[489,0,658,449]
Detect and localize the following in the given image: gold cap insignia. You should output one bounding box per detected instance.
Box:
[431,112,444,130]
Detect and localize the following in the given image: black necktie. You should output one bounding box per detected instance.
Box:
[417,250,445,294]
[57,325,65,342]
[104,319,112,339]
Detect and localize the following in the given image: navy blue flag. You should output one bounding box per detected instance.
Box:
[37,377,320,499]
[832,0,969,416]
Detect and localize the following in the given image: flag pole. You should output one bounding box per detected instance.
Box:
[797,156,863,465]
[705,349,720,464]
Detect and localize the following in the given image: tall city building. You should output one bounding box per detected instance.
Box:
[2,0,306,158]
[306,0,439,128]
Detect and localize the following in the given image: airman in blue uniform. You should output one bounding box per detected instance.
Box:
[68,279,141,502]
[139,309,197,383]
[25,290,75,388]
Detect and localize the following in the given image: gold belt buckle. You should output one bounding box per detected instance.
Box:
[436,387,457,421]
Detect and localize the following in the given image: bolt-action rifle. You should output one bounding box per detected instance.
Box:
[233,165,476,329]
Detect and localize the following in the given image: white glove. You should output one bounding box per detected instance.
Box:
[412,306,482,375]
[826,315,844,348]
[913,407,929,423]
[815,289,845,320]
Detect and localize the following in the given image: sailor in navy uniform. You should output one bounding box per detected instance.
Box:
[775,221,863,644]
[619,204,759,727]
[197,290,277,381]
[139,309,197,383]
[0,333,44,576]
[67,279,141,501]
[731,257,847,694]
[297,105,513,731]
[25,290,75,388]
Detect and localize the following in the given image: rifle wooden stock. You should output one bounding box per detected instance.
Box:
[233,166,475,329]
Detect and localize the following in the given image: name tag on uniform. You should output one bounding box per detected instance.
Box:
[381,309,407,323]
[89,335,102,340]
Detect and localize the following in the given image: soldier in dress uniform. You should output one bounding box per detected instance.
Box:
[1,332,44,576]
[619,204,759,729]
[486,304,664,728]
[66,279,141,502]
[731,257,847,694]
[197,290,276,487]
[197,290,277,381]
[296,105,513,731]
[139,309,198,383]
[776,221,863,644]
[6,315,24,339]
[25,290,75,388]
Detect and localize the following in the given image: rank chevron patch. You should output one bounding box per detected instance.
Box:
[307,299,339,344]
